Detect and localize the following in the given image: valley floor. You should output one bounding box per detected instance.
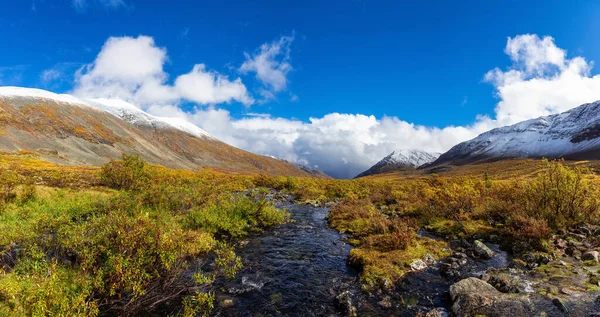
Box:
[1,153,600,316]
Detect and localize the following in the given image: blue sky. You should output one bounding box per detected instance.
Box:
[3,0,600,178]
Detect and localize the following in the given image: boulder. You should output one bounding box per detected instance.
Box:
[582,250,599,263]
[449,277,498,301]
[450,278,533,317]
[473,240,495,259]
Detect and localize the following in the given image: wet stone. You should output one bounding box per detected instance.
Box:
[335,290,357,317]
[473,240,495,260]
[552,298,568,312]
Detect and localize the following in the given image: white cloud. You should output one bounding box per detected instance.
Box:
[175,64,253,106]
[240,34,294,95]
[40,69,61,83]
[172,109,489,178]
[176,34,600,178]
[485,34,600,126]
[71,33,600,178]
[73,35,253,107]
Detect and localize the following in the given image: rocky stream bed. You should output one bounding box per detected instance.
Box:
[204,196,600,317]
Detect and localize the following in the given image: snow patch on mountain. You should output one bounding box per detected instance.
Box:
[433,100,600,165]
[0,86,212,139]
[386,149,441,167]
[355,149,439,178]
[0,86,88,106]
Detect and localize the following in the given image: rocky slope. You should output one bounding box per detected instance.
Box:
[431,100,600,167]
[0,87,319,177]
[355,149,439,178]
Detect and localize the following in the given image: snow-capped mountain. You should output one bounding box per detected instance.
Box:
[355,149,440,178]
[0,86,321,177]
[0,87,212,139]
[431,100,600,166]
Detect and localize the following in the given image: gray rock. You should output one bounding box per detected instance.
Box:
[335,290,357,317]
[423,253,436,266]
[450,278,533,316]
[425,307,449,317]
[552,298,568,313]
[449,277,498,302]
[409,259,428,271]
[473,240,495,259]
[377,296,392,308]
[582,250,599,263]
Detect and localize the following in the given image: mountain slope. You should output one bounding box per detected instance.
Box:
[355,149,439,178]
[0,87,320,177]
[430,100,600,167]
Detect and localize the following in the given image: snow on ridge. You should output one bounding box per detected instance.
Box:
[386,148,440,167]
[437,100,600,162]
[0,86,89,106]
[0,86,212,139]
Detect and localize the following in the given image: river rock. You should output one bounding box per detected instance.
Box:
[304,200,320,207]
[423,253,436,266]
[473,240,495,259]
[425,307,449,317]
[552,298,568,312]
[555,238,567,249]
[450,278,533,316]
[410,259,428,271]
[449,277,497,301]
[377,295,392,308]
[221,299,234,307]
[335,290,357,317]
[582,250,599,263]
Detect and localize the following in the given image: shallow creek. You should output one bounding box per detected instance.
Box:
[209,203,514,317]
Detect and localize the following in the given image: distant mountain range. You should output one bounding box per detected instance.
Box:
[429,100,600,167]
[355,149,439,178]
[358,100,600,177]
[4,87,600,179]
[0,87,321,177]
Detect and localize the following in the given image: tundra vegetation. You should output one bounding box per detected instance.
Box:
[0,151,599,316]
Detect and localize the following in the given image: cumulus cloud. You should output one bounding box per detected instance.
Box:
[174,64,253,106]
[240,34,294,97]
[184,34,600,178]
[73,35,253,107]
[72,33,600,178]
[484,34,600,126]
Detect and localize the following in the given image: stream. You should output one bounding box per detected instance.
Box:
[211,204,361,316]
[209,203,513,317]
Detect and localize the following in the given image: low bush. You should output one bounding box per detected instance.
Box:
[100,153,148,190]
[186,192,288,239]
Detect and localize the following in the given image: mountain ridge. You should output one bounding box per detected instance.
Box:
[429,100,600,167]
[0,86,322,177]
[355,149,439,178]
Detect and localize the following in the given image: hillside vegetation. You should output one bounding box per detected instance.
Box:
[0,98,319,177]
[1,153,599,316]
